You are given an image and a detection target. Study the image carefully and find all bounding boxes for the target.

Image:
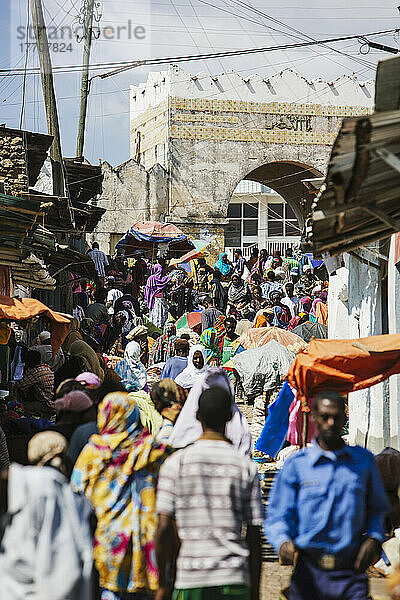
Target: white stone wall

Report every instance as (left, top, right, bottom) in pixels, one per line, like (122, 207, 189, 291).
(328, 250, 395, 452)
(388, 235, 400, 449)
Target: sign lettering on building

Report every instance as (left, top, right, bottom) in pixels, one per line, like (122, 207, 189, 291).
(265, 114, 312, 132)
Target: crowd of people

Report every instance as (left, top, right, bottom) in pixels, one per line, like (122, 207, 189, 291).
(1, 242, 395, 600)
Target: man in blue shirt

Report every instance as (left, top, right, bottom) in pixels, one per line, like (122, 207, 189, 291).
(160, 339, 189, 380)
(264, 390, 389, 600)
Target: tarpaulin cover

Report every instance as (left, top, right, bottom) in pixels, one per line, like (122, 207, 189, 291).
(287, 333, 400, 411)
(0, 296, 70, 354)
(292, 322, 328, 343)
(255, 380, 295, 458)
(235, 326, 306, 352)
(232, 340, 295, 397)
(116, 221, 194, 255)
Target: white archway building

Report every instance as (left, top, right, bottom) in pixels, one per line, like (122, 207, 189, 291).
(130, 65, 374, 256)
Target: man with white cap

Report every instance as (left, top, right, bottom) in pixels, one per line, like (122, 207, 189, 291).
(126, 325, 149, 366)
(30, 330, 65, 373)
(105, 276, 123, 315)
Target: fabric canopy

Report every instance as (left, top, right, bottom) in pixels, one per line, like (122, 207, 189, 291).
(169, 240, 209, 267)
(286, 333, 400, 411)
(0, 296, 70, 354)
(116, 221, 194, 256)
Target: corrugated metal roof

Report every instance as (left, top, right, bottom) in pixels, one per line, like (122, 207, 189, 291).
(307, 110, 400, 257)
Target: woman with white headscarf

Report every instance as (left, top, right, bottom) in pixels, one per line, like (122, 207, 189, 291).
(115, 340, 148, 392)
(170, 367, 252, 455)
(174, 344, 208, 390)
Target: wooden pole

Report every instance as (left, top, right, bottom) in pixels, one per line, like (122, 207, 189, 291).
(302, 411, 309, 447)
(30, 0, 65, 197)
(76, 0, 95, 159)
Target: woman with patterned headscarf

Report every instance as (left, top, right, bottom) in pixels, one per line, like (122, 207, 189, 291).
(287, 311, 309, 331)
(254, 306, 274, 328)
(199, 327, 222, 366)
(310, 290, 328, 324)
(269, 290, 291, 329)
(71, 392, 170, 600)
(144, 264, 171, 328)
(148, 322, 177, 366)
(298, 295, 312, 315)
(115, 341, 148, 392)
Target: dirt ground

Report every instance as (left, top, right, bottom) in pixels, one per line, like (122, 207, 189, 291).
(236, 401, 391, 600)
(259, 563, 390, 599)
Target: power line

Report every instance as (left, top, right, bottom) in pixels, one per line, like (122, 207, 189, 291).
(226, 0, 378, 69)
(0, 27, 397, 77)
(95, 28, 397, 80)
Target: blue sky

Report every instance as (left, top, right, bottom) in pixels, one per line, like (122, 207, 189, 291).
(0, 0, 399, 166)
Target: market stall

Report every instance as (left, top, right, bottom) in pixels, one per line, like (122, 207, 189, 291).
(116, 221, 194, 258)
(0, 296, 70, 356)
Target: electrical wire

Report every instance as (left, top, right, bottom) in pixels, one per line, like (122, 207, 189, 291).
(0, 27, 396, 77)
(225, 0, 377, 69)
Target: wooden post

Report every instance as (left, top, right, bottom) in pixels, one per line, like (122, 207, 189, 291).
(30, 0, 65, 197)
(302, 411, 309, 447)
(76, 0, 95, 159)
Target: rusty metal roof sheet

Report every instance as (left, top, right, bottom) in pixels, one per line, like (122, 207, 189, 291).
(307, 109, 400, 257)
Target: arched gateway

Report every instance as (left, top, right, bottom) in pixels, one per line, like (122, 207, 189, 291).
(129, 66, 374, 256)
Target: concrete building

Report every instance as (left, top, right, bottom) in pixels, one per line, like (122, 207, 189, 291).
(92, 66, 374, 256)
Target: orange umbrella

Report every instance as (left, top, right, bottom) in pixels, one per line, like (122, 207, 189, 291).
(236, 326, 307, 352)
(287, 333, 400, 412)
(0, 296, 70, 354)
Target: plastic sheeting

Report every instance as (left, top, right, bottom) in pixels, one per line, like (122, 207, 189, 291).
(235, 326, 306, 353)
(232, 340, 295, 398)
(255, 381, 294, 458)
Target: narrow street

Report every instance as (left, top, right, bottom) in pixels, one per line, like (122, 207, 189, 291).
(1, 2, 400, 599)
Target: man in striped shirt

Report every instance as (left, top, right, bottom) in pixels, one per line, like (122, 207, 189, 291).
(155, 386, 263, 600)
(88, 242, 109, 279)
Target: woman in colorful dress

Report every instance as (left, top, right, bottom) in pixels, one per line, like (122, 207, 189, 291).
(71, 391, 170, 600)
(213, 252, 233, 281)
(144, 264, 171, 328)
(199, 327, 222, 366)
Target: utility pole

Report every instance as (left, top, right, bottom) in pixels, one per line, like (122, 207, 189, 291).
(76, 0, 95, 159)
(30, 0, 65, 197)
